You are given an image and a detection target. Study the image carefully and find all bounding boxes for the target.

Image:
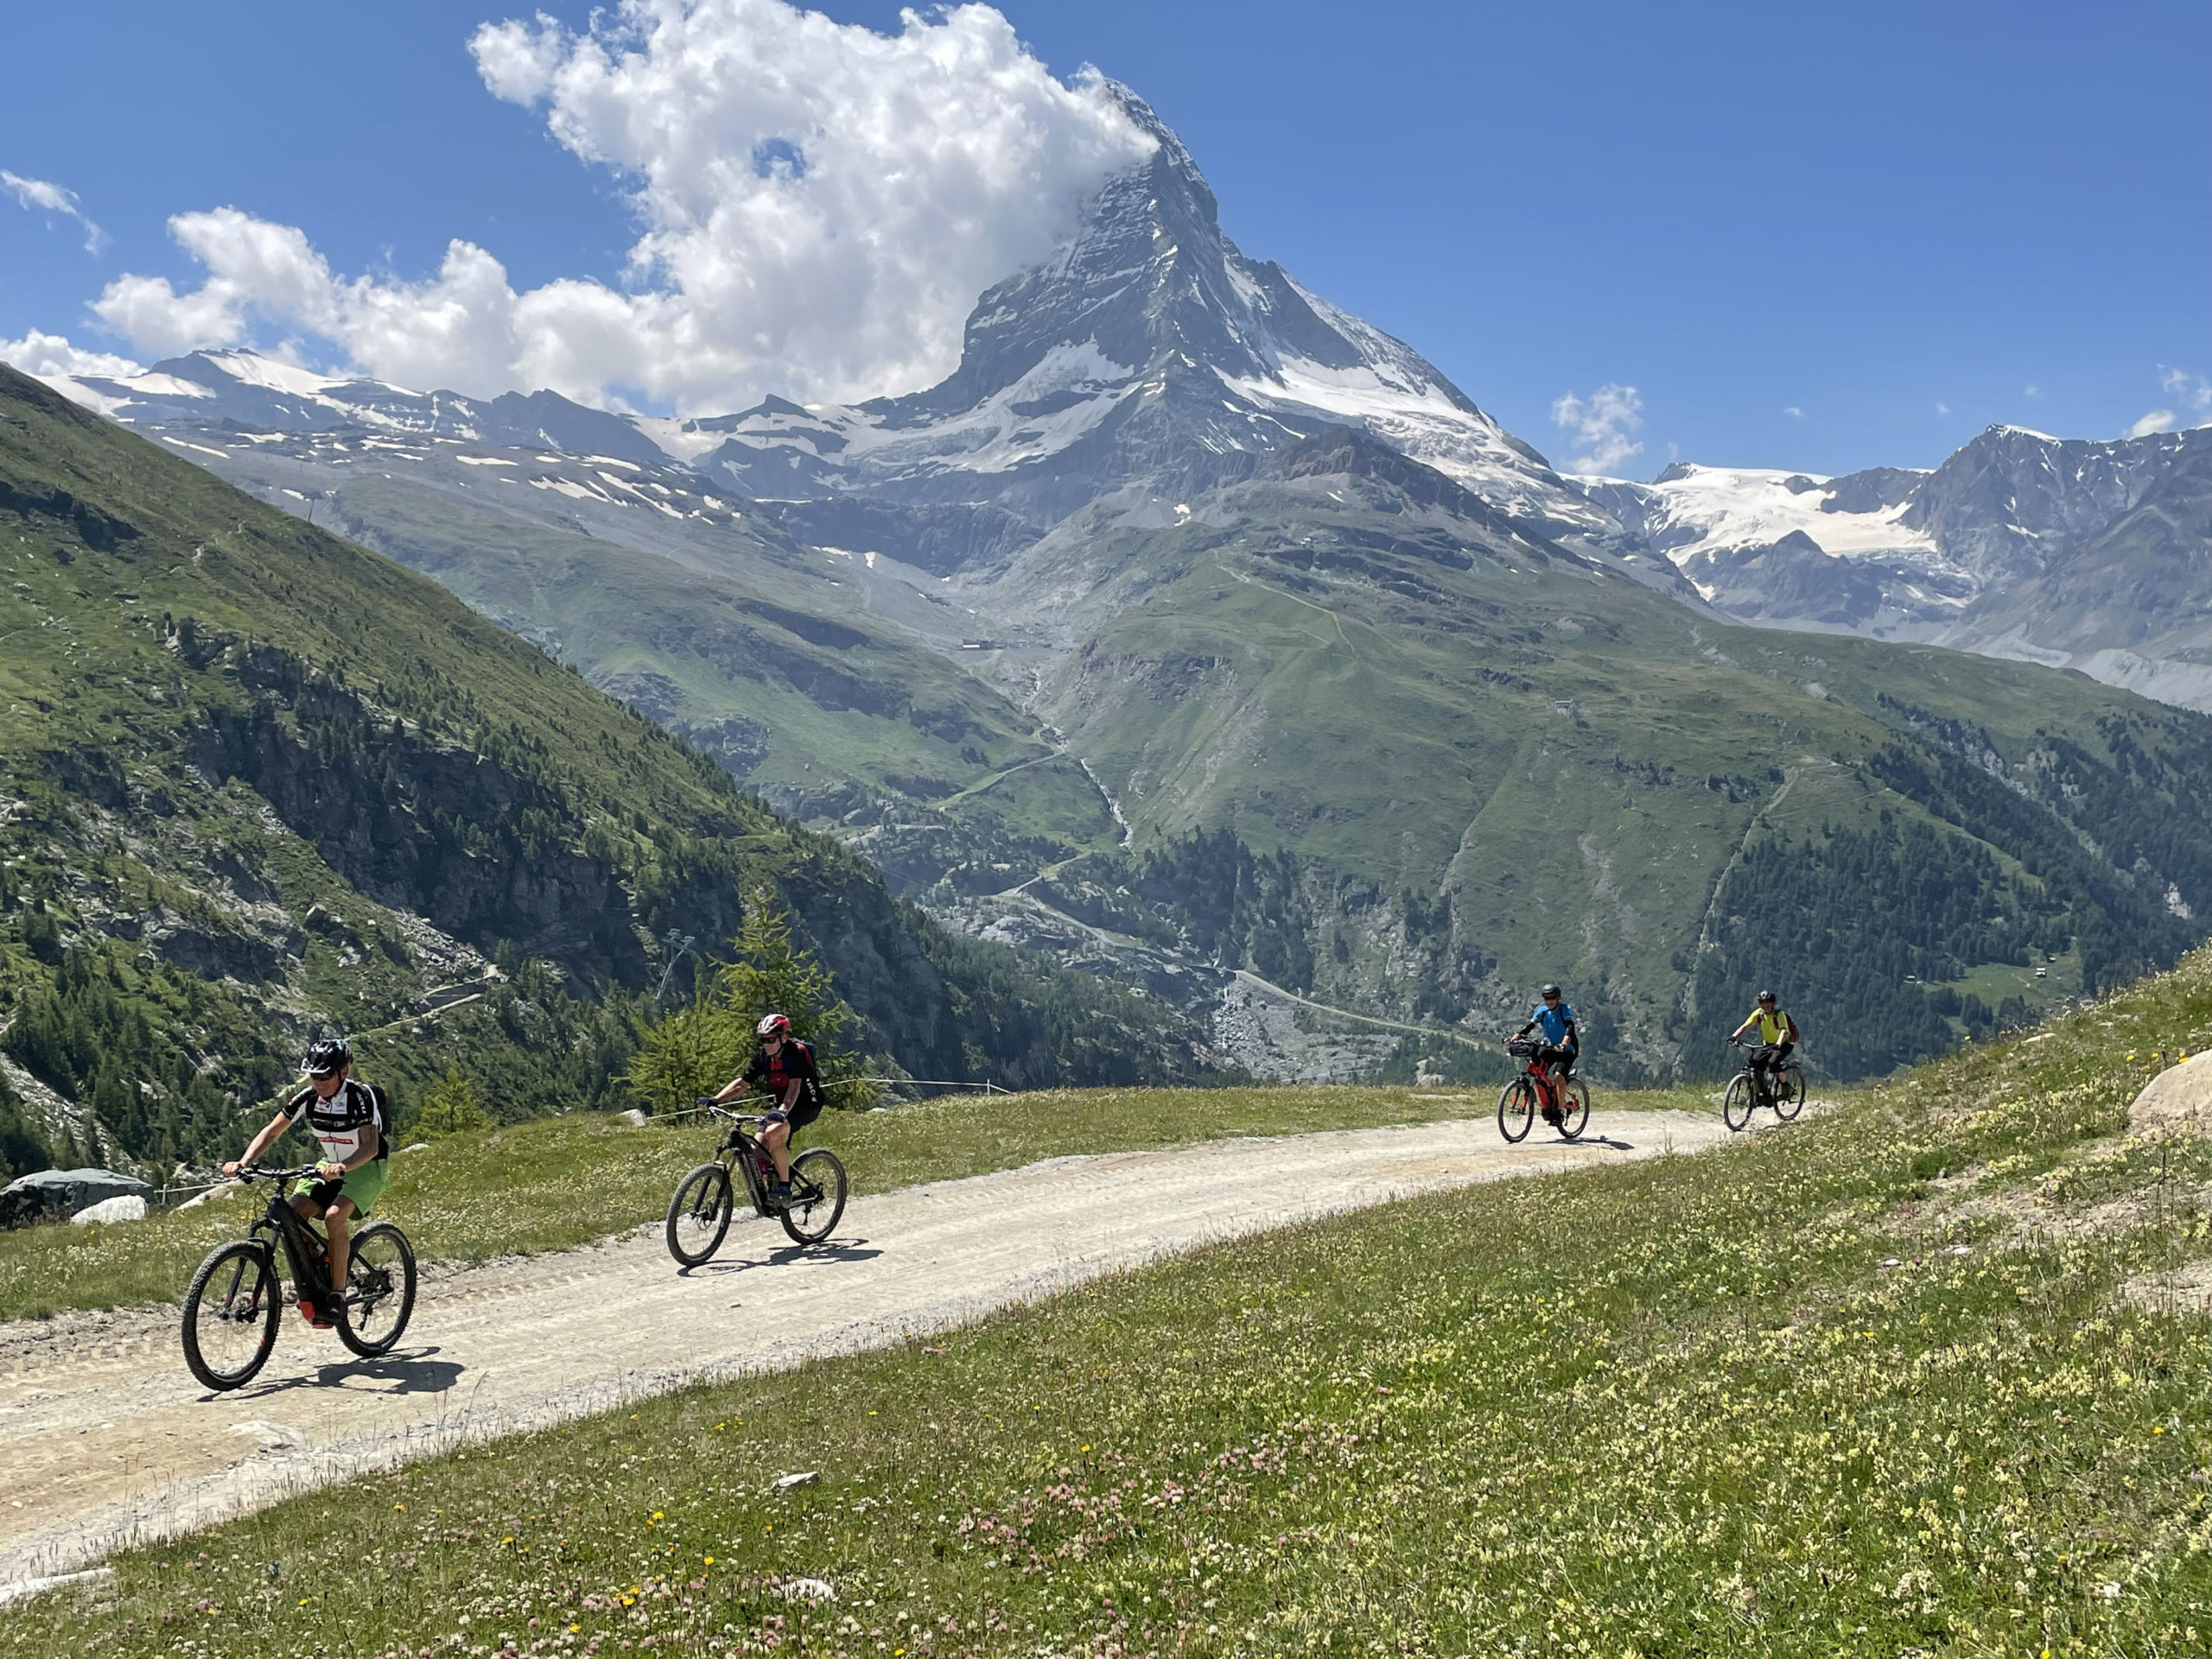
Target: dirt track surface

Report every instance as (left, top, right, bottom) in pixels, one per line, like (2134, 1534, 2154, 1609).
(0, 1109, 1727, 1592)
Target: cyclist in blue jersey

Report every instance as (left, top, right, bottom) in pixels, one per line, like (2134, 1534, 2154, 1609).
(1512, 984, 1580, 1128)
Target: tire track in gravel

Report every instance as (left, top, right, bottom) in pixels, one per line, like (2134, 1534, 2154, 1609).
(0, 1109, 1730, 1594)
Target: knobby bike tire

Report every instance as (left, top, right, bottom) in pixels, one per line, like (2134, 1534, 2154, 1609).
(779, 1148, 849, 1246)
(1558, 1078, 1592, 1141)
(1774, 1064, 1805, 1122)
(337, 1222, 417, 1357)
(181, 1239, 281, 1392)
(1497, 1078, 1535, 1144)
(666, 1163, 734, 1267)
(1722, 1074, 1754, 1134)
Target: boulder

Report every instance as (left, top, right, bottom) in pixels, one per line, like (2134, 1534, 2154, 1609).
(71, 1194, 148, 1226)
(2128, 1052, 2212, 1137)
(0, 1168, 153, 1228)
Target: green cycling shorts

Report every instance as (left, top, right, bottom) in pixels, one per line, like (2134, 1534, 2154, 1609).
(292, 1160, 390, 1220)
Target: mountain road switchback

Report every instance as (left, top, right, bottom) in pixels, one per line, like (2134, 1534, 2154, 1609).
(0, 1109, 1734, 1598)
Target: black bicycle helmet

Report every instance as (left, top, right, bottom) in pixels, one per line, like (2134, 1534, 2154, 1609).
(304, 1037, 353, 1077)
(1540, 982, 1562, 998)
(1756, 989, 1777, 1005)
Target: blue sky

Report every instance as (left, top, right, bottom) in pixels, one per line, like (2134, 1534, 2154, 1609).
(3, 0, 2204, 476)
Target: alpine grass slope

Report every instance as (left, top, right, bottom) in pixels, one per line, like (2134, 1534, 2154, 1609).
(0, 365, 1215, 1185)
(27, 945, 2212, 1656)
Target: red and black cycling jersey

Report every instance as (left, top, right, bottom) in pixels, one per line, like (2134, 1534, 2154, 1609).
(743, 1038, 823, 1111)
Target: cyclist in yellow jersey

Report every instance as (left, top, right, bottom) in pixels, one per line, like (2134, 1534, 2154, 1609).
(1729, 990, 1800, 1101)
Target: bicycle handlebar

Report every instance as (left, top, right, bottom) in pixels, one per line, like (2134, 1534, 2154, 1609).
(233, 1162, 321, 1181)
(695, 1101, 771, 1128)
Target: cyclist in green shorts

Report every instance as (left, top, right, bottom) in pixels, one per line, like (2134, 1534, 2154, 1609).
(224, 1038, 390, 1329)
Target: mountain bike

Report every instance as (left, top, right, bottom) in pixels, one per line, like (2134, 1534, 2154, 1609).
(665, 1104, 849, 1267)
(1723, 1037, 1805, 1132)
(1497, 1038, 1590, 1143)
(180, 1165, 417, 1391)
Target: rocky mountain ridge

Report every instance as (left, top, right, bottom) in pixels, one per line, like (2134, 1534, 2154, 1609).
(1580, 423, 2212, 709)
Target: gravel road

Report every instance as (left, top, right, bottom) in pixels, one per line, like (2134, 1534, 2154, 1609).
(0, 1108, 1727, 1595)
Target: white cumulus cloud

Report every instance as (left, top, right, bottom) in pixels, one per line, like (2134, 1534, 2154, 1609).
(2159, 365, 2212, 414)
(0, 328, 142, 379)
(71, 0, 1154, 412)
(1552, 383, 1644, 477)
(2126, 365, 2212, 439)
(3, 170, 105, 253)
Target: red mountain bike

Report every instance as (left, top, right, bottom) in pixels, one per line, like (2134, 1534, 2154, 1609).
(1497, 1037, 1590, 1143)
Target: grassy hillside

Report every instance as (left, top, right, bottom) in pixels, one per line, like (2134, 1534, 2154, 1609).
(996, 432, 2212, 1078)
(0, 366, 1212, 1179)
(31, 946, 2212, 1654)
(126, 405, 2212, 1086)
(172, 423, 1122, 888)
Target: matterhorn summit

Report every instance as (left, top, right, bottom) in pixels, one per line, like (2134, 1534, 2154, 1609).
(664, 86, 1611, 547)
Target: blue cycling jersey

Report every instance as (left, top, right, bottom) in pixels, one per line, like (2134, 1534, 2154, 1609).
(1530, 1003, 1576, 1046)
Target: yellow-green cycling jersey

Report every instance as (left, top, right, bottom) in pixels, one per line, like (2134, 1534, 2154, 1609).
(1746, 1007, 1796, 1046)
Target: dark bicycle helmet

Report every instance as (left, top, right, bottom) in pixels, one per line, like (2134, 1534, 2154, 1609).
(1539, 982, 1562, 998)
(756, 1013, 792, 1040)
(1756, 989, 1777, 1005)
(304, 1037, 353, 1077)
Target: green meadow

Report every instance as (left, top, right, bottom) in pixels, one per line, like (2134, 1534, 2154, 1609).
(20, 948, 2212, 1653)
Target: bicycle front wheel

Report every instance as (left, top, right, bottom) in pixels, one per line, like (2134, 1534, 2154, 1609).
(338, 1223, 417, 1357)
(666, 1163, 733, 1267)
(780, 1148, 849, 1246)
(1722, 1075, 1754, 1134)
(1497, 1078, 1535, 1143)
(1774, 1063, 1805, 1122)
(182, 1240, 281, 1392)
(1558, 1078, 1591, 1141)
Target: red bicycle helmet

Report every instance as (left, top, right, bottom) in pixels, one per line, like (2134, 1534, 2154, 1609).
(756, 1013, 791, 1040)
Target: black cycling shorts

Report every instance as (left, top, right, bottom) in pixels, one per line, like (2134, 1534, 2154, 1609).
(1752, 1041, 1793, 1068)
(761, 1093, 823, 1133)
(1537, 1044, 1576, 1077)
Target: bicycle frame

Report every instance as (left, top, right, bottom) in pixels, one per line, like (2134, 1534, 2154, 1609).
(240, 1167, 328, 1303)
(1731, 1045, 1782, 1106)
(1514, 1050, 1568, 1109)
(706, 1111, 782, 1217)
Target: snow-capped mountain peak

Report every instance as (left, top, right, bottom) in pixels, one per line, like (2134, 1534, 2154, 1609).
(676, 82, 1606, 542)
(40, 348, 666, 464)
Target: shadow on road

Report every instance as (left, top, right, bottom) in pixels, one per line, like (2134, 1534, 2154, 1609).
(686, 1238, 883, 1278)
(215, 1346, 464, 1403)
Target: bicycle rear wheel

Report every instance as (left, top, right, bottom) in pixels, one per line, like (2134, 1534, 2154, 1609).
(1774, 1063, 1804, 1122)
(779, 1148, 849, 1246)
(666, 1163, 733, 1267)
(338, 1223, 416, 1357)
(1558, 1078, 1591, 1141)
(182, 1240, 281, 1392)
(1497, 1078, 1535, 1143)
(1722, 1075, 1754, 1134)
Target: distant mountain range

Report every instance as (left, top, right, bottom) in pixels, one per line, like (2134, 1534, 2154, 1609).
(1579, 425, 2212, 710)
(35, 84, 2212, 1084)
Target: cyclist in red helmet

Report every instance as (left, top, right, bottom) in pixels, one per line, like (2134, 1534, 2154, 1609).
(705, 1013, 823, 1208)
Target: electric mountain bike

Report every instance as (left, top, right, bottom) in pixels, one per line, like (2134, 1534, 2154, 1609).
(180, 1164, 417, 1391)
(665, 1104, 849, 1267)
(1722, 1036, 1805, 1133)
(1497, 1037, 1590, 1143)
